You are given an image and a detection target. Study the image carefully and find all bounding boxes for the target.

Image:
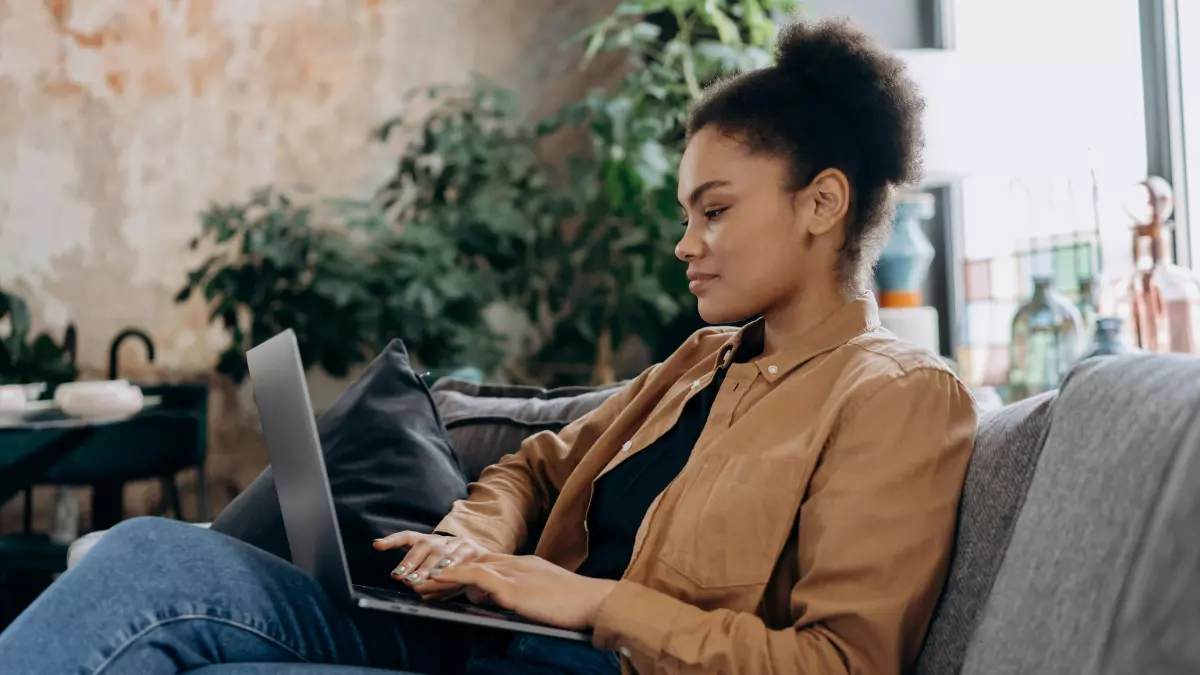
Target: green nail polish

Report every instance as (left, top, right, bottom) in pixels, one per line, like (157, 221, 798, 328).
(405, 573, 419, 581)
(413, 580, 426, 587)
(429, 568, 442, 577)
(437, 559, 452, 568)
(392, 565, 406, 575)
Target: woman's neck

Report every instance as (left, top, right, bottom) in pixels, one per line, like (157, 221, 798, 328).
(760, 283, 853, 358)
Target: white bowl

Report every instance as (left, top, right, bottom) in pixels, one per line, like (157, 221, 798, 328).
(53, 380, 128, 403)
(0, 385, 27, 411)
(55, 380, 143, 419)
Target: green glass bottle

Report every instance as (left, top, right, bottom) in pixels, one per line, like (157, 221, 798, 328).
(1008, 277, 1085, 401)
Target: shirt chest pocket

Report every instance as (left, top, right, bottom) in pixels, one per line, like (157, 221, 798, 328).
(657, 454, 806, 589)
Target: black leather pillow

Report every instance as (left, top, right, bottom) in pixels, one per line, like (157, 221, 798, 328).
(211, 340, 468, 588)
(429, 378, 625, 482)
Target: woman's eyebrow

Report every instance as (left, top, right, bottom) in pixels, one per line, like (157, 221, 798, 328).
(679, 179, 732, 209)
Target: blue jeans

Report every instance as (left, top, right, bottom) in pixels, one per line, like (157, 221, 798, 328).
(0, 517, 619, 675)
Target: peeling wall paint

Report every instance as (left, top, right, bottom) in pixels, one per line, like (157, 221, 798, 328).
(0, 0, 620, 532)
(1, 0, 618, 374)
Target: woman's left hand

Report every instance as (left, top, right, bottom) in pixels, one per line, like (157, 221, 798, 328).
(433, 553, 617, 630)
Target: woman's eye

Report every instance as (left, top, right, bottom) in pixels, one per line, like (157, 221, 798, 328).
(679, 207, 727, 225)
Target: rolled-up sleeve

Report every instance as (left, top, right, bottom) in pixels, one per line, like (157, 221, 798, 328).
(592, 367, 977, 674)
(436, 365, 660, 554)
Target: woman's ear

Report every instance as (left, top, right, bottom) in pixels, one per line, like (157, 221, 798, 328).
(802, 169, 851, 237)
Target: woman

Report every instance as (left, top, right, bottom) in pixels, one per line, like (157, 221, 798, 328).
(0, 17, 975, 675)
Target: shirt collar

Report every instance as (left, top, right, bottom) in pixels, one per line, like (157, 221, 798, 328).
(714, 294, 881, 383)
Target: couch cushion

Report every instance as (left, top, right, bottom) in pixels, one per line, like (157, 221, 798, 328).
(430, 378, 625, 482)
(211, 340, 468, 589)
(912, 390, 1056, 675)
(960, 354, 1200, 675)
(1102, 386, 1200, 674)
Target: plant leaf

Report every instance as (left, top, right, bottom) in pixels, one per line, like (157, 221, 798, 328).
(703, 0, 742, 45)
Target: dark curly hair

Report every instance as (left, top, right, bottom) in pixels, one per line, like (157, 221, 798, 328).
(687, 17, 925, 290)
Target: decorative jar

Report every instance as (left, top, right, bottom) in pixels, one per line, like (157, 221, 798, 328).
(1008, 277, 1085, 400)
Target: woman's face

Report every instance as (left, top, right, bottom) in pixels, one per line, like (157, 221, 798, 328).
(675, 126, 846, 325)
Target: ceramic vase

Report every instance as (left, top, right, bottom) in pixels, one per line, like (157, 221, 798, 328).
(876, 192, 936, 308)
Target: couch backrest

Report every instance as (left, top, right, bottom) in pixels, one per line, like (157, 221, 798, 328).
(430, 378, 623, 482)
(912, 391, 1056, 675)
(959, 354, 1200, 675)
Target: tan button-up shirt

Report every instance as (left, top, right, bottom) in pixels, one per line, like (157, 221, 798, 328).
(438, 296, 977, 674)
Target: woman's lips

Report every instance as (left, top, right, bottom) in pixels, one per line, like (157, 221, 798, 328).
(687, 272, 719, 293)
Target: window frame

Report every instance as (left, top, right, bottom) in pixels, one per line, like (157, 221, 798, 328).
(1139, 0, 1192, 266)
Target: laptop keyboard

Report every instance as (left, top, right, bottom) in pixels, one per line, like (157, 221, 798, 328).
(354, 584, 422, 604)
(355, 584, 523, 620)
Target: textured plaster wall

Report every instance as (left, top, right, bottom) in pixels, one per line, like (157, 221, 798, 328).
(0, 0, 619, 531)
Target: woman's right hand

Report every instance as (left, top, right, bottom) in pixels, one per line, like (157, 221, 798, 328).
(373, 531, 492, 602)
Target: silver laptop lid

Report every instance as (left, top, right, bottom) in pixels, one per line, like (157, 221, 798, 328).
(246, 330, 354, 603)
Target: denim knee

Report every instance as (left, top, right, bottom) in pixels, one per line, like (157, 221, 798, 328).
(99, 516, 196, 553)
(81, 516, 208, 578)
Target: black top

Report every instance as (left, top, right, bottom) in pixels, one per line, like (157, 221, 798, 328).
(575, 367, 728, 580)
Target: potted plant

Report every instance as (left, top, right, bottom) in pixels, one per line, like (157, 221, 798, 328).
(175, 187, 504, 383)
(539, 0, 799, 381)
(0, 289, 77, 390)
(369, 1, 797, 386)
(179, 1, 800, 387)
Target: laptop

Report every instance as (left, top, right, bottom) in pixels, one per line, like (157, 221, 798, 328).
(246, 329, 591, 642)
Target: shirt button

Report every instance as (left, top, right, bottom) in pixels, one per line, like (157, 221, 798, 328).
(767, 365, 779, 374)
(621, 441, 632, 452)
(619, 647, 632, 658)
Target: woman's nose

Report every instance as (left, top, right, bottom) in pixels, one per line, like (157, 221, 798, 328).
(675, 224, 703, 262)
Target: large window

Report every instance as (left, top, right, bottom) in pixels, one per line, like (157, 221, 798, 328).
(918, 0, 1150, 387)
(1180, 0, 1200, 264)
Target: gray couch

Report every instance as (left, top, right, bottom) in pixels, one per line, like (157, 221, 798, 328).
(68, 354, 1200, 674)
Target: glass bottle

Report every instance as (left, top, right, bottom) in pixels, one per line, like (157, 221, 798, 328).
(1081, 316, 1136, 360)
(1099, 177, 1200, 354)
(1077, 277, 1099, 339)
(1008, 277, 1086, 401)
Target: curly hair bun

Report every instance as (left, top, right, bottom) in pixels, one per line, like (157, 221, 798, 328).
(773, 18, 924, 186)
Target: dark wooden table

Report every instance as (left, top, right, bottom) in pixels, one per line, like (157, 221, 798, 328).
(0, 399, 163, 530)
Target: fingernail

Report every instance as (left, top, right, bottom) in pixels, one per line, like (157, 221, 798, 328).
(392, 565, 406, 576)
(429, 568, 442, 577)
(437, 559, 453, 568)
(405, 573, 419, 582)
(413, 580, 426, 587)
(374, 538, 386, 543)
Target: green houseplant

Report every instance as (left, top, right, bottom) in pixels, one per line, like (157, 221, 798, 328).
(175, 187, 505, 383)
(531, 0, 800, 383)
(371, 81, 577, 379)
(368, 0, 798, 386)
(0, 289, 77, 386)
